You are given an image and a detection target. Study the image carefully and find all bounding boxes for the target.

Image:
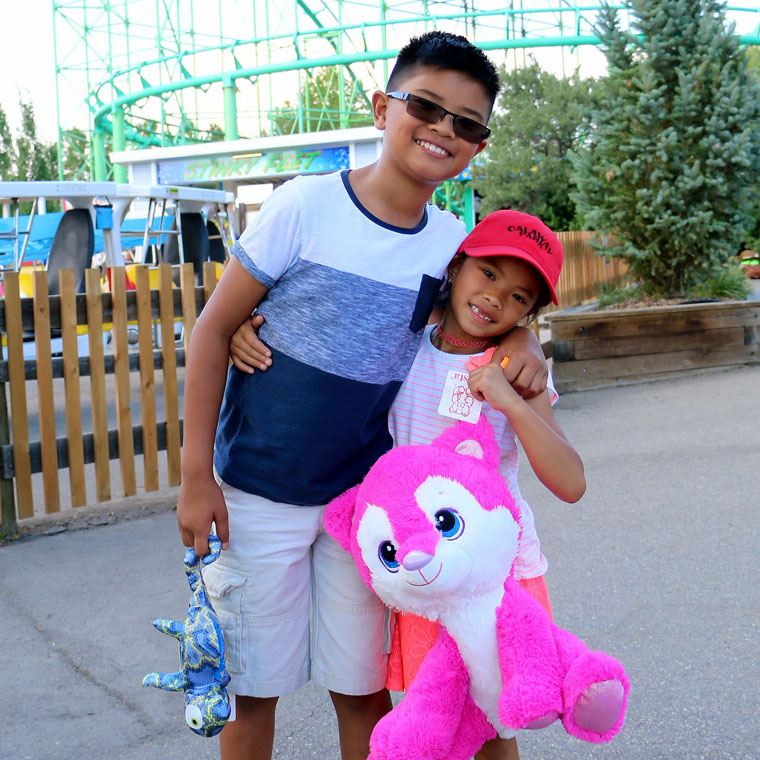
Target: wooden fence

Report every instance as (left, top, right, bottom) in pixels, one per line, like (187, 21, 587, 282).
(0, 262, 218, 536)
(0, 235, 626, 535)
(551, 231, 628, 313)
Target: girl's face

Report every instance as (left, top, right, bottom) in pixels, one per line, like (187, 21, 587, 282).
(443, 254, 542, 343)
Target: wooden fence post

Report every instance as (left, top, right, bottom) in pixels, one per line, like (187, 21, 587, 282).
(60, 269, 87, 507)
(86, 268, 111, 502)
(0, 381, 16, 537)
(3, 272, 34, 519)
(33, 269, 60, 513)
(159, 264, 181, 487)
(111, 266, 137, 497)
(135, 265, 159, 492)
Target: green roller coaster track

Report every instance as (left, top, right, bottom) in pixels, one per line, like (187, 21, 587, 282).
(52, 1, 760, 184)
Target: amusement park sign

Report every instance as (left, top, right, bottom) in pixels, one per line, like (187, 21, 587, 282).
(157, 145, 350, 184)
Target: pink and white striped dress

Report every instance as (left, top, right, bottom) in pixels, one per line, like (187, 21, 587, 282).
(388, 325, 559, 581)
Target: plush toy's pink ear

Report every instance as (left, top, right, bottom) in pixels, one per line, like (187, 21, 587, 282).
(431, 416, 500, 470)
(323, 484, 361, 552)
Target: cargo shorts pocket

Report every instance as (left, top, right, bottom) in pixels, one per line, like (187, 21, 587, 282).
(202, 563, 247, 673)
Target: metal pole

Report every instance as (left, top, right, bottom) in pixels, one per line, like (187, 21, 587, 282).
(464, 183, 475, 231)
(111, 109, 128, 183)
(223, 75, 239, 140)
(92, 132, 107, 182)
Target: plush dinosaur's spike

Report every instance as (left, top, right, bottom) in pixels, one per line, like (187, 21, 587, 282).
(152, 619, 184, 639)
(142, 670, 187, 691)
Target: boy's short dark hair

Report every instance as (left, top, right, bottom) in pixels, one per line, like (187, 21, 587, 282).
(387, 30, 500, 111)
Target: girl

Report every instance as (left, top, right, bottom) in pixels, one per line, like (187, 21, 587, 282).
(229, 209, 584, 759)
(384, 209, 585, 760)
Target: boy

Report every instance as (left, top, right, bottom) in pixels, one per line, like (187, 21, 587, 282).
(177, 31, 546, 760)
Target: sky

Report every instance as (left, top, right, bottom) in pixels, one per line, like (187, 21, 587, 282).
(0, 1, 57, 140)
(2, 1, 759, 145)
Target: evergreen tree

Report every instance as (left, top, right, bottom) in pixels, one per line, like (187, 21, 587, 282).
(60, 128, 90, 181)
(742, 46, 760, 249)
(271, 67, 373, 135)
(570, 0, 760, 296)
(472, 63, 596, 231)
(206, 122, 226, 141)
(0, 103, 15, 180)
(15, 100, 58, 182)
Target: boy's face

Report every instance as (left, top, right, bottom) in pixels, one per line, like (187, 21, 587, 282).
(445, 255, 541, 342)
(373, 67, 491, 186)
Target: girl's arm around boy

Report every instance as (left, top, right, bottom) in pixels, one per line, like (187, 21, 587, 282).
(177, 257, 270, 558)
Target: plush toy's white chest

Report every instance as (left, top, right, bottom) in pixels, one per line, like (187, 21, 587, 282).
(442, 586, 512, 737)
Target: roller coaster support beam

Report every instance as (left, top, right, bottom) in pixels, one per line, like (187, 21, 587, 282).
(112, 109, 128, 183)
(223, 75, 239, 141)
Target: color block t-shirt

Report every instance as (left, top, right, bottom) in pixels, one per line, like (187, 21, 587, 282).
(214, 171, 467, 505)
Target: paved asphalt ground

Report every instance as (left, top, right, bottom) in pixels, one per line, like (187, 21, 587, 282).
(1, 363, 758, 760)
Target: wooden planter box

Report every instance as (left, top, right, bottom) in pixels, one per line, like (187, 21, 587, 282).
(547, 299, 760, 393)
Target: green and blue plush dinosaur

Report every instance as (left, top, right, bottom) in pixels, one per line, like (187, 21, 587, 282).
(143, 534, 231, 737)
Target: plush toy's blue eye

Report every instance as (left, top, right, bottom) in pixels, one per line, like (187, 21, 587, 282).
(434, 509, 464, 540)
(378, 541, 399, 572)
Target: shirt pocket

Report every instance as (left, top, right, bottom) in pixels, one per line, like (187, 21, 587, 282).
(203, 563, 247, 673)
(408, 274, 445, 333)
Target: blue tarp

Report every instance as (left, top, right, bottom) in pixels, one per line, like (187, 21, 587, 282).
(0, 212, 176, 269)
(118, 215, 176, 249)
(0, 212, 64, 267)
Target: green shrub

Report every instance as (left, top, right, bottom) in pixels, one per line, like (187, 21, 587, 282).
(689, 265, 751, 301)
(571, 0, 760, 297)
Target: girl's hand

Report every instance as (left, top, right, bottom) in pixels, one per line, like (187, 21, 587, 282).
(491, 326, 548, 399)
(229, 313, 272, 373)
(468, 363, 521, 413)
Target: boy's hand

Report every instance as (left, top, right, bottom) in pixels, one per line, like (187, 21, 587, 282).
(490, 326, 548, 399)
(468, 363, 520, 413)
(177, 477, 230, 557)
(229, 314, 272, 373)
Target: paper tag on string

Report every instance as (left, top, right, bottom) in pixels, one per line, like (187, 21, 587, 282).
(437, 369, 482, 423)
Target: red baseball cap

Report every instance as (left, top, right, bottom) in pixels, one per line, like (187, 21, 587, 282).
(457, 209, 563, 304)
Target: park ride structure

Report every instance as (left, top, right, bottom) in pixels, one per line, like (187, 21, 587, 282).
(48, 1, 760, 227)
(50, 1, 760, 182)
(0, 181, 234, 358)
(0, 182, 234, 272)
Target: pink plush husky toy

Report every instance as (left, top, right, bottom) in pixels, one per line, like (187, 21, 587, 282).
(325, 417, 629, 760)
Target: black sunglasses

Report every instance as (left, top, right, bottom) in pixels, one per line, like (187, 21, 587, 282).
(386, 91, 491, 143)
